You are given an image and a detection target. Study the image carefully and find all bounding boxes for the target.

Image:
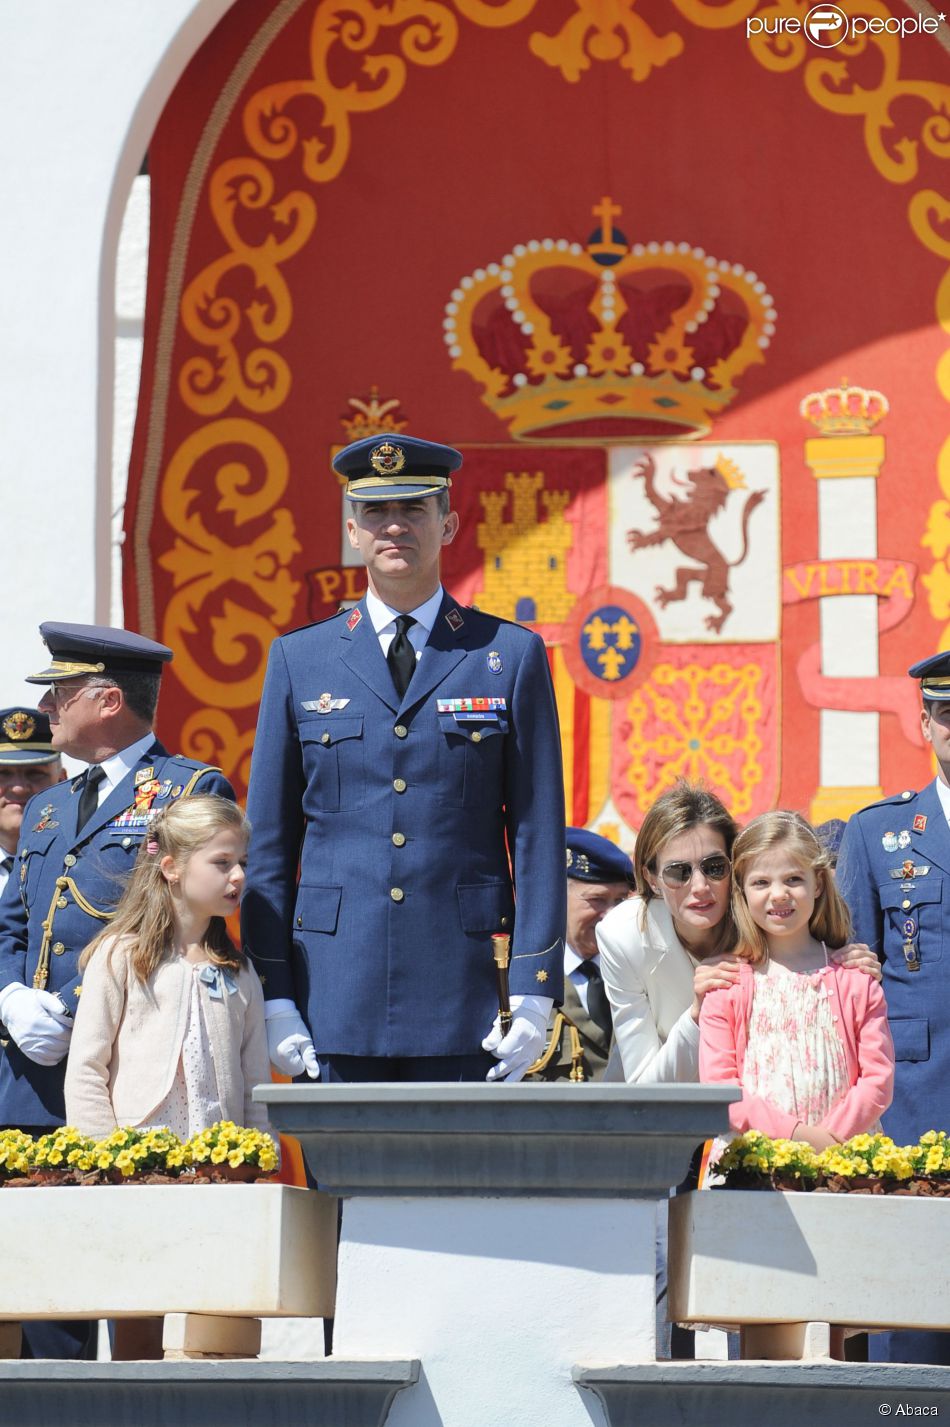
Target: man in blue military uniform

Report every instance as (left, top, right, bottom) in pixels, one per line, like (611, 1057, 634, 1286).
(242, 433, 566, 1083)
(838, 649, 950, 1365)
(529, 828, 632, 1082)
(0, 624, 234, 1358)
(0, 709, 64, 900)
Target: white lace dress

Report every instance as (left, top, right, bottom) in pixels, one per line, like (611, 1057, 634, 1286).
(145, 962, 225, 1138)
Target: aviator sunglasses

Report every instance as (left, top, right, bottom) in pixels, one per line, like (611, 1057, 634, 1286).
(657, 854, 731, 888)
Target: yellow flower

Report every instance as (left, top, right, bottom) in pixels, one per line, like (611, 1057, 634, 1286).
(227, 1149, 245, 1168)
(210, 1145, 228, 1165)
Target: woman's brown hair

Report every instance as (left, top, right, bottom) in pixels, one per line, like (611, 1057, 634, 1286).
(634, 781, 740, 957)
(79, 795, 249, 981)
(730, 810, 852, 964)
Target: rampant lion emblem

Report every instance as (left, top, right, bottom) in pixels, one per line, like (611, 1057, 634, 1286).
(626, 453, 767, 634)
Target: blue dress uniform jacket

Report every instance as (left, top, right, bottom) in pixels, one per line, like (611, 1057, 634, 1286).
(837, 780, 950, 1146)
(242, 592, 567, 1058)
(838, 778, 950, 1366)
(0, 742, 233, 1128)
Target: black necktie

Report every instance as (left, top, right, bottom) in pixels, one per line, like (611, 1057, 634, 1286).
(77, 764, 106, 829)
(579, 960, 613, 1039)
(0, 857, 12, 878)
(387, 615, 417, 699)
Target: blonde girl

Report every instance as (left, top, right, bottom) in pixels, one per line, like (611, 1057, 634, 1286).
(699, 811, 893, 1149)
(64, 796, 274, 1141)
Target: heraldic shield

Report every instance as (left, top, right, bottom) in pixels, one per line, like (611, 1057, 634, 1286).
(433, 440, 781, 841)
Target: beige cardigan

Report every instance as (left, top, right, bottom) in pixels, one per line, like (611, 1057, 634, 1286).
(64, 938, 274, 1140)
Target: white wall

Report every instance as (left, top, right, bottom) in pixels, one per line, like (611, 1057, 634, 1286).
(0, 0, 236, 708)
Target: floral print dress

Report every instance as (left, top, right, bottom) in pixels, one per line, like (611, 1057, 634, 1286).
(742, 948, 849, 1125)
(706, 946, 850, 1182)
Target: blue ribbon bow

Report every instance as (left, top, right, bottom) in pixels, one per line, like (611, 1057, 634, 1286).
(197, 964, 238, 1001)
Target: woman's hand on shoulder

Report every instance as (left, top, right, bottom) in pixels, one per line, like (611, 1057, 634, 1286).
(691, 954, 742, 1021)
(830, 942, 882, 983)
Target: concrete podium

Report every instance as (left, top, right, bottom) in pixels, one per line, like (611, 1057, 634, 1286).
(258, 1082, 736, 1427)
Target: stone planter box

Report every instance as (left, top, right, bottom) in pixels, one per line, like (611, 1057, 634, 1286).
(0, 1184, 337, 1320)
(669, 1188, 950, 1329)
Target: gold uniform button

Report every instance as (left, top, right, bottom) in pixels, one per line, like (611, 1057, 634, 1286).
(391, 887, 405, 902)
(296, 916, 303, 927)
(52, 942, 65, 956)
(902, 899, 912, 909)
(57, 896, 68, 909)
(392, 833, 406, 847)
(394, 725, 408, 739)
(321, 732, 330, 745)
(393, 778, 407, 793)
(63, 854, 76, 868)
(500, 916, 509, 927)
(470, 730, 482, 743)
(122, 838, 132, 848)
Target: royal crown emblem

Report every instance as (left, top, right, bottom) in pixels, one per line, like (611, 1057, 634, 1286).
(3, 711, 35, 741)
(370, 441, 407, 475)
(799, 380, 889, 435)
(341, 387, 409, 441)
(444, 197, 775, 441)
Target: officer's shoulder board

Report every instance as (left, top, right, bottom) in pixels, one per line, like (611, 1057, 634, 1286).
(161, 754, 225, 797)
(853, 788, 920, 818)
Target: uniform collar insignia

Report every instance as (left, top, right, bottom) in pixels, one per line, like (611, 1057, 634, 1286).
(134, 766, 155, 787)
(346, 607, 363, 632)
(445, 608, 464, 632)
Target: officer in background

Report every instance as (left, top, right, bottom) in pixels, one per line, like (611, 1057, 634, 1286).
(243, 433, 566, 1083)
(529, 828, 632, 1082)
(0, 710, 64, 898)
(0, 624, 234, 1360)
(838, 650, 950, 1366)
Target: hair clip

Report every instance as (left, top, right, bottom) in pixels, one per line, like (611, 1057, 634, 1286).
(146, 839, 160, 855)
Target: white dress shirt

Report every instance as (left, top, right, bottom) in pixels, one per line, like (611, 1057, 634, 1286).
(88, 733, 157, 808)
(564, 944, 600, 1015)
(365, 586, 444, 663)
(936, 775, 950, 827)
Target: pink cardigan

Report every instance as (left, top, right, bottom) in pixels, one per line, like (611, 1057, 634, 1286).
(699, 961, 894, 1141)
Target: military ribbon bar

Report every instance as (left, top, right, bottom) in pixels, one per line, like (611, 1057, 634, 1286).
(436, 697, 507, 713)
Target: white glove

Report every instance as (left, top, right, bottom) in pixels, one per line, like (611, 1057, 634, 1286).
(482, 994, 553, 1083)
(264, 999, 320, 1080)
(0, 983, 73, 1067)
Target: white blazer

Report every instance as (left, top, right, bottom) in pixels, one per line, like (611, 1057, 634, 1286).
(596, 897, 700, 1084)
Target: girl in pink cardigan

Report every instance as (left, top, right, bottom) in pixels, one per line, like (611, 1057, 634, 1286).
(65, 796, 274, 1144)
(699, 811, 893, 1149)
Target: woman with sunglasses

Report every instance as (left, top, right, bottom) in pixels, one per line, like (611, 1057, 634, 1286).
(598, 783, 740, 1084)
(598, 782, 881, 1085)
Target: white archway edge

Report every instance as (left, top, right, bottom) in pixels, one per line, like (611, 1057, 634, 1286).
(0, 0, 236, 707)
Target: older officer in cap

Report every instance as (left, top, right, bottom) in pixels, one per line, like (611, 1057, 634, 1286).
(529, 828, 632, 1082)
(838, 649, 950, 1365)
(0, 710, 64, 899)
(0, 626, 234, 1357)
(0, 624, 234, 1103)
(243, 433, 566, 1083)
